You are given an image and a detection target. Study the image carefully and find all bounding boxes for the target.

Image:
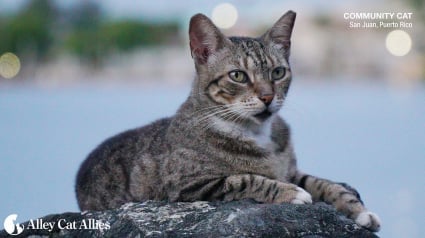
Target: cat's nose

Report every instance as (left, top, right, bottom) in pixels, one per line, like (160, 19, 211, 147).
(259, 94, 274, 106)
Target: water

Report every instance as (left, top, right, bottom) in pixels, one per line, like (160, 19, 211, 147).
(0, 81, 424, 237)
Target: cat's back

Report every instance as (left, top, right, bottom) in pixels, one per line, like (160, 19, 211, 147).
(81, 117, 172, 167)
(76, 117, 172, 210)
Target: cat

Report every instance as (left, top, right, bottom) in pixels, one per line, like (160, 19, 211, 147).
(76, 11, 381, 232)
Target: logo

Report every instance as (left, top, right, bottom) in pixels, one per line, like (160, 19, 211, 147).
(3, 214, 24, 236)
(3, 213, 111, 235)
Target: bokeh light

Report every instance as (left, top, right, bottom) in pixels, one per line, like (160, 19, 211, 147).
(211, 3, 238, 29)
(385, 30, 412, 57)
(0, 52, 21, 79)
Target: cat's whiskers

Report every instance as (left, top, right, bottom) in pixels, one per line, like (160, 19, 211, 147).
(192, 102, 241, 116)
(195, 107, 234, 126)
(195, 102, 251, 132)
(194, 102, 243, 120)
(194, 107, 231, 121)
(213, 105, 256, 132)
(202, 107, 242, 130)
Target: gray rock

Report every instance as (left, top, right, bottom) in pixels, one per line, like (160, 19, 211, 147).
(1, 200, 378, 237)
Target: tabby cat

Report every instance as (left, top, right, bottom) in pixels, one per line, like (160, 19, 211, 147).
(76, 11, 381, 231)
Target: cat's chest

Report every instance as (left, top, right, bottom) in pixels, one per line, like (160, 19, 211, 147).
(212, 117, 277, 151)
(206, 117, 293, 181)
(243, 127, 277, 151)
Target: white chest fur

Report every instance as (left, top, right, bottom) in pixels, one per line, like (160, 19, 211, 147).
(211, 116, 276, 150)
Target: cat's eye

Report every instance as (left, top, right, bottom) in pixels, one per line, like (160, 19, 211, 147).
(228, 70, 248, 83)
(271, 67, 286, 81)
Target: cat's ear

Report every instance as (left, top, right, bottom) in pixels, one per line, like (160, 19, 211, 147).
(262, 11, 296, 55)
(189, 13, 229, 64)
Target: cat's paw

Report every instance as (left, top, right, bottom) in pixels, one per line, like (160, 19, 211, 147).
(355, 211, 381, 232)
(291, 187, 313, 204)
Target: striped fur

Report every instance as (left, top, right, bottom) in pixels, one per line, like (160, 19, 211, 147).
(76, 11, 380, 232)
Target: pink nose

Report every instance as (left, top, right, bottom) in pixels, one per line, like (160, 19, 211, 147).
(259, 94, 274, 106)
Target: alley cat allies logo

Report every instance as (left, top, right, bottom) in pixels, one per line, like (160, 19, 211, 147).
(3, 214, 24, 235)
(3, 213, 110, 235)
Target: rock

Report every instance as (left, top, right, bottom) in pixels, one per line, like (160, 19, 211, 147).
(1, 200, 378, 237)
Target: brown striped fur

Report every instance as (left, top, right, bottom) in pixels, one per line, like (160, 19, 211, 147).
(76, 11, 380, 232)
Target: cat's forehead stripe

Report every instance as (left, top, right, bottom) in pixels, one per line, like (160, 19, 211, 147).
(230, 37, 275, 72)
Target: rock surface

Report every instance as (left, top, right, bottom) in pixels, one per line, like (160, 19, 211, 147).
(1, 200, 378, 237)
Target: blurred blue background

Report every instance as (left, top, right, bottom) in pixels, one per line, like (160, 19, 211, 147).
(1, 0, 424, 237)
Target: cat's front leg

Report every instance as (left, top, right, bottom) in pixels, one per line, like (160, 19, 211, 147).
(293, 172, 381, 232)
(223, 174, 312, 204)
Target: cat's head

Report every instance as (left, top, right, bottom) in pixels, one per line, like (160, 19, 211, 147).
(189, 11, 296, 126)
